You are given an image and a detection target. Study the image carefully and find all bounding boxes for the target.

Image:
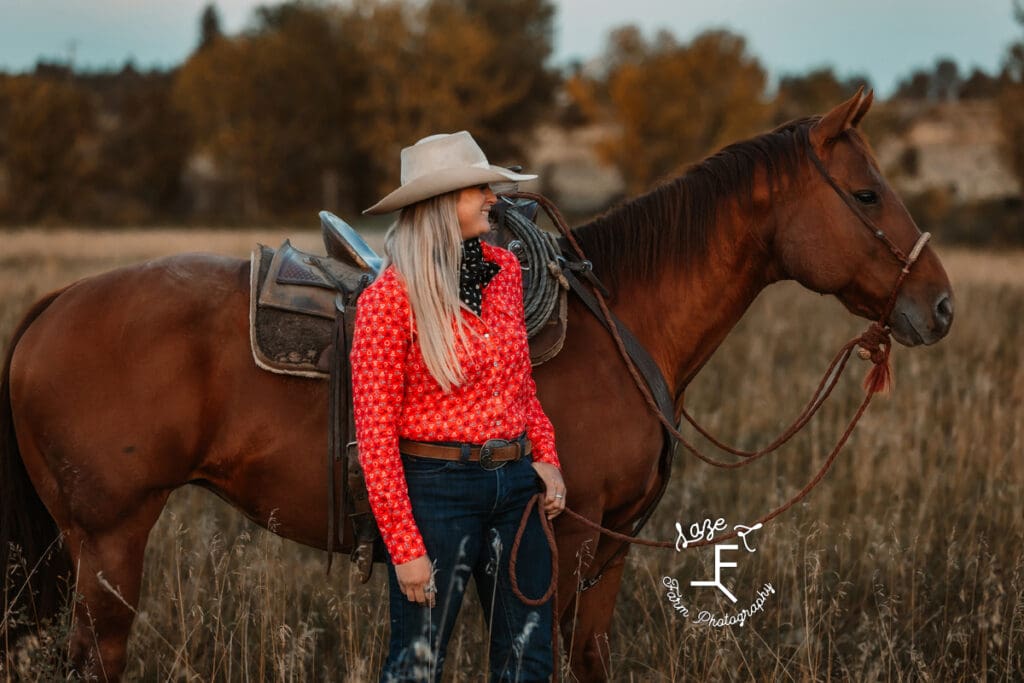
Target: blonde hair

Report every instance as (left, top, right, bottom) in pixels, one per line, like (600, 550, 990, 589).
(383, 191, 473, 393)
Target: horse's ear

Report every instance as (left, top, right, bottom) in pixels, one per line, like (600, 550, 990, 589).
(810, 86, 866, 150)
(851, 89, 874, 127)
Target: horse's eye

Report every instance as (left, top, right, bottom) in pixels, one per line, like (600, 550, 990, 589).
(853, 190, 879, 205)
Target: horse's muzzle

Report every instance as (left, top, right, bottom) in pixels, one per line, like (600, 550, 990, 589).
(890, 290, 954, 346)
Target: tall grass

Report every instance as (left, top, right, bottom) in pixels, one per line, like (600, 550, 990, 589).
(2, 230, 1022, 680)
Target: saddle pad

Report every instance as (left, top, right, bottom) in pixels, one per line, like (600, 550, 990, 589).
(250, 244, 337, 378)
(250, 240, 568, 378)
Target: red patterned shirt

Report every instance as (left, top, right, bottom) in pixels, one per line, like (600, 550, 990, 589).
(350, 241, 560, 564)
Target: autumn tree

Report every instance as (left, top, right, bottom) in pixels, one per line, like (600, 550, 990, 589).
(933, 59, 961, 101)
(0, 73, 97, 223)
(94, 68, 192, 222)
(175, 3, 359, 218)
(997, 1, 1024, 203)
(893, 58, 962, 102)
(570, 27, 770, 194)
(773, 68, 870, 124)
(0, 75, 10, 212)
(198, 3, 223, 51)
(343, 0, 557, 199)
(174, 0, 558, 217)
(893, 69, 931, 100)
(958, 68, 1002, 99)
(429, 0, 558, 159)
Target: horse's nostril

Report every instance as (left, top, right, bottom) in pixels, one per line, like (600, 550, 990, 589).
(935, 294, 954, 329)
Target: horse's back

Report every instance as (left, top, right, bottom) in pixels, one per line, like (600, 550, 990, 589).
(12, 252, 250, 405)
(14, 252, 248, 359)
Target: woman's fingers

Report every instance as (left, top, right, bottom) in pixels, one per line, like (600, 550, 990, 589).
(396, 555, 435, 606)
(532, 461, 566, 519)
(545, 493, 565, 519)
(401, 579, 436, 607)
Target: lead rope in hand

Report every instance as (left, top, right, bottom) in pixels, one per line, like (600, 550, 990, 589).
(509, 493, 560, 681)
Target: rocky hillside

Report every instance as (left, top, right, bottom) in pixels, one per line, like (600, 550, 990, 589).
(875, 100, 1018, 201)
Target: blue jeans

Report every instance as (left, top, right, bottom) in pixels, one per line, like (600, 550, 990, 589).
(380, 452, 553, 683)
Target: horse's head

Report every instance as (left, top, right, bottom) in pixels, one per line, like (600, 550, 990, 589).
(773, 89, 953, 346)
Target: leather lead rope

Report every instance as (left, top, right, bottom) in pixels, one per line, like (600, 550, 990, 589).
(508, 494, 560, 681)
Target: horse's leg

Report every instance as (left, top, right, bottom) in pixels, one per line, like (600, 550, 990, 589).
(13, 408, 173, 680)
(15, 418, 169, 679)
(552, 492, 623, 682)
(561, 550, 628, 682)
(62, 494, 169, 680)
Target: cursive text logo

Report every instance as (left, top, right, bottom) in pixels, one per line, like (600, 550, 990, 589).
(662, 516, 774, 626)
(662, 576, 689, 617)
(674, 518, 763, 552)
(694, 583, 775, 628)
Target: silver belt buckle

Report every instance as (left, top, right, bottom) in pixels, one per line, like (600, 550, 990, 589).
(480, 438, 511, 470)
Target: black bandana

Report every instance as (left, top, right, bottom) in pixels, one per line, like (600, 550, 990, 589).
(459, 237, 500, 316)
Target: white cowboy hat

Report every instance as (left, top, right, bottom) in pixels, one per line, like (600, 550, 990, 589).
(363, 131, 537, 214)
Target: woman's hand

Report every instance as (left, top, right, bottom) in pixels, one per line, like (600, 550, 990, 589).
(395, 554, 435, 607)
(532, 461, 566, 519)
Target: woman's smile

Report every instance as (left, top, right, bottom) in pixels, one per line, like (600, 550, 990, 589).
(457, 184, 498, 239)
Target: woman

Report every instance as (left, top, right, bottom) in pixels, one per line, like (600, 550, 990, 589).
(350, 131, 566, 682)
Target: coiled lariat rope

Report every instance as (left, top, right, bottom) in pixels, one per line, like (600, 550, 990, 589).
(499, 205, 565, 337)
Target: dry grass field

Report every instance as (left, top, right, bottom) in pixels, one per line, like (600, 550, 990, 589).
(2, 228, 1023, 681)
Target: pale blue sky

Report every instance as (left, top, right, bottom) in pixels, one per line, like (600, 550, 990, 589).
(0, 0, 1019, 95)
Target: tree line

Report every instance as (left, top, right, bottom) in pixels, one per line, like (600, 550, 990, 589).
(0, 0, 1021, 232)
(0, 0, 556, 224)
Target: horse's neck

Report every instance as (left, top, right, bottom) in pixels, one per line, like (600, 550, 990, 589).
(614, 203, 777, 408)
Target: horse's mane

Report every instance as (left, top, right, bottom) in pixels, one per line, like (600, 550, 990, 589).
(573, 117, 818, 294)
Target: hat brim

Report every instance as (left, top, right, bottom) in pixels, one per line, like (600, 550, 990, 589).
(363, 165, 537, 215)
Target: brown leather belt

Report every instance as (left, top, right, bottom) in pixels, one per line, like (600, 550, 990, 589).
(399, 436, 531, 470)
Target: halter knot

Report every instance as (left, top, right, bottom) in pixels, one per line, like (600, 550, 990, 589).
(857, 322, 893, 395)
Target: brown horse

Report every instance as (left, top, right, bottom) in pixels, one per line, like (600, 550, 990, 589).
(1, 91, 952, 680)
